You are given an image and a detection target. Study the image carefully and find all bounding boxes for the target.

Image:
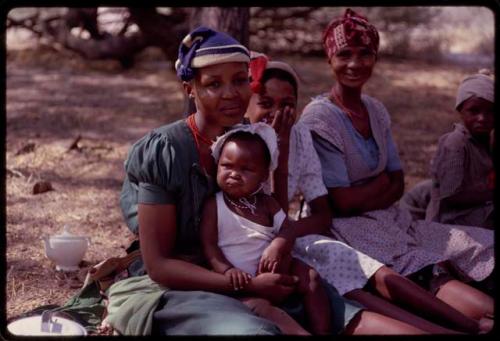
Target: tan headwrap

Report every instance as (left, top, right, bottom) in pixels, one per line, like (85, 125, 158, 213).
(455, 73, 494, 110)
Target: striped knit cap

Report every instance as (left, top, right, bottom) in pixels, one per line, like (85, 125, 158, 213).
(175, 26, 250, 82)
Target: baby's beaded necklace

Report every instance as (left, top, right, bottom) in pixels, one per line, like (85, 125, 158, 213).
(224, 193, 258, 215)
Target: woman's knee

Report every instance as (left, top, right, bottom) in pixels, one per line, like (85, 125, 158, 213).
(436, 279, 494, 319)
(158, 291, 281, 335)
(344, 310, 426, 335)
(242, 297, 273, 316)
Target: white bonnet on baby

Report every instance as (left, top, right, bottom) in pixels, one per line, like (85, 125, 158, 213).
(211, 122, 280, 172)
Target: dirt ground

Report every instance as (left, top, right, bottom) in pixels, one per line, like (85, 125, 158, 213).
(5, 45, 478, 324)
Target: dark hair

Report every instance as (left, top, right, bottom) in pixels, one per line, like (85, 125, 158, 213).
(222, 131, 271, 169)
(261, 68, 298, 98)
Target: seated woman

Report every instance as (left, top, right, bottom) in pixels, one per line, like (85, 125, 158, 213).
(113, 26, 429, 336)
(245, 52, 490, 334)
(403, 72, 494, 229)
(106, 26, 286, 336)
(298, 8, 494, 332)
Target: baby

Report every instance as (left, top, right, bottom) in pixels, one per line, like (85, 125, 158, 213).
(200, 123, 331, 335)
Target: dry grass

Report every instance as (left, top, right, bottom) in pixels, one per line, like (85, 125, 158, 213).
(5, 46, 477, 323)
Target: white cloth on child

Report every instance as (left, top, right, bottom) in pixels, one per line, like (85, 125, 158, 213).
(216, 191, 286, 276)
(455, 73, 494, 109)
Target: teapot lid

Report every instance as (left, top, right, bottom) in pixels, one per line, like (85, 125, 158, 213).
(51, 225, 88, 241)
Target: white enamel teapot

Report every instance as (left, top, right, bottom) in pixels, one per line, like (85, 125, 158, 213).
(43, 225, 90, 271)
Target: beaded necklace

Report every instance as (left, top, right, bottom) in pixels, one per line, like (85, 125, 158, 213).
(330, 87, 372, 138)
(330, 87, 367, 120)
(186, 114, 215, 175)
(224, 193, 258, 215)
(187, 114, 213, 147)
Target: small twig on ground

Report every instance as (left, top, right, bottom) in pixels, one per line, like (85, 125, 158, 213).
(67, 135, 82, 152)
(6, 168, 25, 178)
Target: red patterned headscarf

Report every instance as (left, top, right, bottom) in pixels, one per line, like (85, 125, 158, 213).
(323, 8, 379, 60)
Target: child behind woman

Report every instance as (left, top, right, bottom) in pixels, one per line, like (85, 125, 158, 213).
(426, 72, 494, 228)
(200, 123, 331, 335)
(401, 71, 494, 229)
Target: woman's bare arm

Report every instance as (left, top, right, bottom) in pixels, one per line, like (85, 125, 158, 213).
(289, 195, 332, 237)
(200, 197, 234, 274)
(328, 170, 404, 216)
(138, 203, 233, 293)
(139, 202, 298, 299)
(272, 108, 294, 211)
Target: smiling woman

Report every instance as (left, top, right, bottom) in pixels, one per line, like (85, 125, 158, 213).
(299, 8, 494, 333)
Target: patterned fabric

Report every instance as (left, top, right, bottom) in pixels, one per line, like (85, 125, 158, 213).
(175, 26, 250, 82)
(300, 96, 494, 282)
(300, 94, 391, 185)
(287, 122, 328, 202)
(287, 122, 385, 295)
(455, 73, 494, 109)
(293, 236, 384, 296)
(426, 123, 494, 228)
(312, 114, 402, 188)
(323, 8, 379, 60)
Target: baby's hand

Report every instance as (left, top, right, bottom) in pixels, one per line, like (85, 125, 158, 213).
(225, 267, 252, 291)
(258, 237, 292, 274)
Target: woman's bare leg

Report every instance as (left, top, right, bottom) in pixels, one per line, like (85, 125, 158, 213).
(240, 297, 310, 335)
(291, 258, 331, 334)
(435, 279, 494, 333)
(345, 289, 462, 334)
(343, 310, 427, 335)
(369, 266, 480, 333)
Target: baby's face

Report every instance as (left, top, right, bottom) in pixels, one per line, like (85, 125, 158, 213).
(459, 96, 494, 138)
(216, 139, 269, 199)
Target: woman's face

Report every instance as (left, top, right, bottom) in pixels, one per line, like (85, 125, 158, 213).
(459, 96, 494, 138)
(329, 45, 376, 89)
(246, 78, 297, 124)
(187, 62, 252, 127)
(216, 139, 269, 198)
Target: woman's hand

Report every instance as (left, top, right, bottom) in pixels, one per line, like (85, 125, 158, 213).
(271, 106, 295, 148)
(245, 272, 299, 304)
(225, 267, 252, 291)
(258, 236, 293, 274)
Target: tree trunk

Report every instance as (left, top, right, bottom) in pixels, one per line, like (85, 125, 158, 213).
(189, 7, 250, 47)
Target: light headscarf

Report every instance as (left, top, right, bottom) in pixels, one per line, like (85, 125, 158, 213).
(455, 73, 494, 110)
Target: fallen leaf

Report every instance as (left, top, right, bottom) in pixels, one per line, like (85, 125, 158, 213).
(33, 181, 53, 194)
